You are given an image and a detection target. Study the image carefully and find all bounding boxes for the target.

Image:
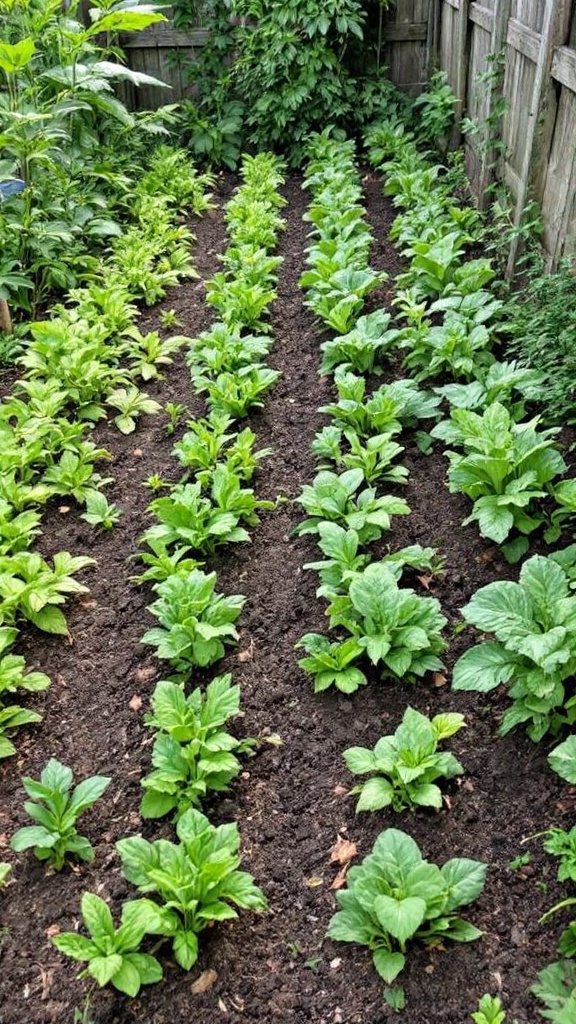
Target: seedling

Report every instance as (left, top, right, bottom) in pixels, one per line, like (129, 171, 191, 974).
(165, 402, 187, 435)
(53, 892, 163, 996)
(471, 993, 507, 1024)
(10, 758, 111, 869)
(81, 492, 122, 531)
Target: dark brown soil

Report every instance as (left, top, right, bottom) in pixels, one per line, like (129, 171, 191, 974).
(0, 173, 571, 1024)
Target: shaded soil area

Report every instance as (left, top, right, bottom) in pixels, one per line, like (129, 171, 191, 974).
(0, 173, 572, 1024)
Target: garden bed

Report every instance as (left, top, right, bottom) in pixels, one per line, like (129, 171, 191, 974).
(0, 172, 570, 1024)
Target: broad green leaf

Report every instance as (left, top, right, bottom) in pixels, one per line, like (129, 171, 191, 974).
(173, 929, 199, 970)
(431, 712, 466, 741)
(441, 858, 487, 911)
(374, 893, 427, 943)
(549, 736, 576, 784)
(0, 38, 35, 73)
(108, 957, 141, 996)
(81, 893, 115, 945)
(69, 775, 111, 815)
(87, 953, 123, 988)
(10, 824, 53, 851)
(452, 642, 516, 692)
(52, 932, 97, 961)
(123, 951, 163, 986)
(372, 948, 405, 983)
(356, 777, 394, 812)
(410, 783, 442, 808)
(462, 580, 533, 639)
(27, 605, 69, 635)
(343, 746, 377, 775)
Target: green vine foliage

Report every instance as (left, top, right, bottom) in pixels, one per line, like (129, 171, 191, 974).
(175, 0, 393, 166)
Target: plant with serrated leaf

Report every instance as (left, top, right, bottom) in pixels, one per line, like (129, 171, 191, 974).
(0, 625, 51, 758)
(106, 386, 162, 435)
(452, 554, 576, 740)
(531, 960, 576, 1023)
(116, 808, 267, 970)
(10, 758, 111, 870)
(312, 427, 408, 486)
(325, 562, 447, 682)
(538, 824, 576, 883)
(0, 550, 95, 634)
(344, 707, 465, 812)
(431, 403, 566, 561)
(548, 734, 576, 785)
(140, 674, 256, 820)
(52, 892, 163, 996)
(295, 634, 368, 694)
(327, 827, 486, 985)
(192, 365, 281, 418)
(141, 570, 244, 670)
(305, 268, 387, 335)
(471, 994, 507, 1024)
(294, 469, 410, 545)
(81, 492, 122, 530)
(319, 310, 401, 375)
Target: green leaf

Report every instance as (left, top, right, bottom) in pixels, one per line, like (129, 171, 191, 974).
(110, 958, 143, 996)
(10, 825, 53, 852)
(27, 605, 69, 635)
(356, 777, 394, 812)
(52, 932, 97, 961)
(81, 893, 115, 945)
(69, 775, 111, 815)
(343, 746, 377, 776)
(411, 783, 442, 808)
(372, 948, 406, 984)
(549, 736, 576, 784)
(173, 929, 199, 970)
(452, 642, 516, 692)
(88, 953, 123, 988)
(374, 894, 427, 944)
(441, 858, 487, 911)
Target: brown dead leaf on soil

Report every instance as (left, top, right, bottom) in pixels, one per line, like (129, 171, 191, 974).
(433, 672, 447, 688)
(129, 694, 143, 712)
(191, 969, 218, 994)
(330, 867, 349, 890)
(136, 665, 156, 683)
(333, 784, 348, 797)
(237, 640, 254, 663)
(417, 574, 433, 590)
(330, 835, 357, 866)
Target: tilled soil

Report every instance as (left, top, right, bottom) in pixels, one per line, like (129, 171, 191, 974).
(0, 173, 571, 1024)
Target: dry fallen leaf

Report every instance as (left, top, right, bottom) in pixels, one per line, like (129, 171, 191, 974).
(133, 448, 143, 457)
(330, 836, 357, 866)
(417, 574, 433, 590)
(330, 867, 349, 890)
(129, 694, 143, 712)
(45, 924, 60, 939)
(433, 672, 447, 688)
(333, 784, 348, 797)
(191, 969, 218, 994)
(305, 876, 324, 888)
(217, 997, 228, 1012)
(237, 640, 254, 663)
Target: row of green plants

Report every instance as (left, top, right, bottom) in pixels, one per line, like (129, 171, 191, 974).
(292, 132, 488, 1009)
(6, 151, 287, 1011)
(0, 145, 214, 768)
(360, 102, 576, 1017)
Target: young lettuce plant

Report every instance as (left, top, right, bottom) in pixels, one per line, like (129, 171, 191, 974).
(52, 892, 163, 997)
(173, 414, 270, 486)
(471, 995, 507, 1024)
(319, 310, 401, 375)
(141, 569, 245, 670)
(116, 808, 267, 970)
(140, 674, 256, 820)
(296, 634, 368, 694)
(312, 428, 408, 487)
(10, 758, 111, 869)
(327, 827, 486, 986)
(192, 365, 281, 419)
(0, 550, 95, 634)
(344, 707, 465, 812)
(81, 492, 122, 530)
(452, 554, 576, 740)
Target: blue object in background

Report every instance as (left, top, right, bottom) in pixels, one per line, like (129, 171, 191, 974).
(0, 179, 26, 199)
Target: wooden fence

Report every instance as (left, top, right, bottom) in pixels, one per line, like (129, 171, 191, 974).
(120, 1, 576, 267)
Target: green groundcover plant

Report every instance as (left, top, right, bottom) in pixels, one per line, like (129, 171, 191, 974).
(327, 828, 486, 986)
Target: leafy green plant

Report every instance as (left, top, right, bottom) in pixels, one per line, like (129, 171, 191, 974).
(141, 570, 245, 670)
(325, 561, 447, 681)
(327, 827, 486, 985)
(294, 469, 410, 545)
(140, 673, 255, 819)
(452, 554, 576, 740)
(42, 447, 114, 503)
(0, 625, 51, 757)
(52, 892, 163, 996)
(548, 734, 576, 785)
(312, 427, 408, 486)
(192, 365, 281, 418)
(539, 825, 576, 883)
(412, 71, 457, 151)
(173, 414, 270, 485)
(319, 310, 401, 375)
(295, 634, 367, 694)
(320, 371, 441, 438)
(435, 359, 544, 421)
(431, 403, 566, 560)
(0, 550, 95, 634)
(401, 312, 494, 382)
(116, 807, 267, 970)
(344, 707, 465, 812)
(471, 994, 507, 1024)
(106, 386, 162, 435)
(531, 960, 576, 1023)
(10, 758, 111, 869)
(81, 492, 122, 530)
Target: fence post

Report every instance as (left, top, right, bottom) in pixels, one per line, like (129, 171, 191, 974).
(476, 0, 512, 208)
(506, 0, 572, 276)
(451, 0, 470, 148)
